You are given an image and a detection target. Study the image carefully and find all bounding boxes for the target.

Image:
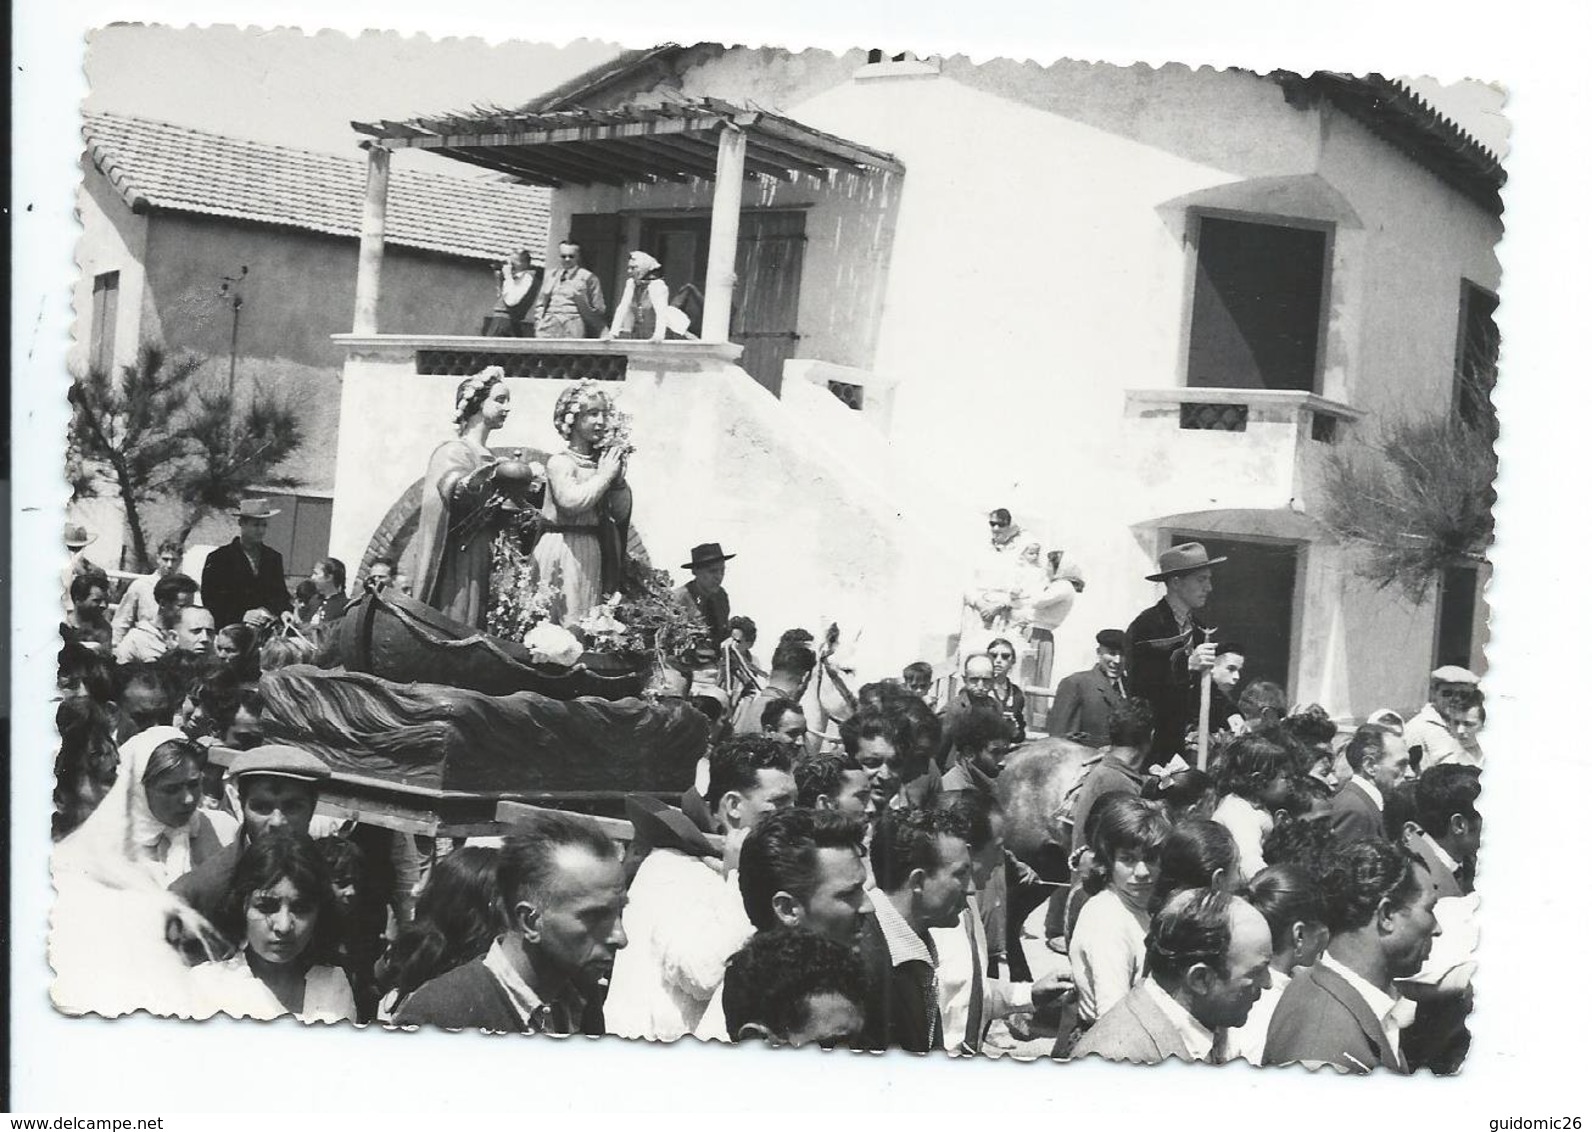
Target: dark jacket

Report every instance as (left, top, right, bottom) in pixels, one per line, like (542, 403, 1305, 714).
(671, 581, 731, 648)
(201, 538, 291, 630)
(1045, 666, 1125, 746)
(1263, 961, 1408, 1073)
(1124, 599, 1210, 759)
(1328, 780, 1388, 844)
(393, 959, 530, 1033)
(856, 911, 939, 1053)
(1063, 982, 1210, 1064)
(170, 837, 244, 927)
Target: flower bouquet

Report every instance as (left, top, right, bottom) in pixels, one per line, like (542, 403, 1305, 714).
(486, 537, 564, 642)
(577, 566, 711, 669)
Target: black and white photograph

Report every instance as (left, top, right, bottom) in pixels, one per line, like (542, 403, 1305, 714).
(11, 1, 1591, 1120)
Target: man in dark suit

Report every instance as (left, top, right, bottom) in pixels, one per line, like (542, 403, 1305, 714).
(1408, 765, 1481, 897)
(396, 810, 628, 1035)
(856, 807, 975, 1053)
(1264, 838, 1441, 1073)
(200, 498, 291, 631)
(1328, 724, 1414, 844)
(1124, 543, 1226, 763)
(1045, 628, 1127, 745)
(1062, 887, 1273, 1064)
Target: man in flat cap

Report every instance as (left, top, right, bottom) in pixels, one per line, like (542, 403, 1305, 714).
(170, 745, 330, 926)
(1125, 542, 1227, 764)
(672, 542, 736, 652)
(1045, 628, 1128, 747)
(200, 499, 292, 632)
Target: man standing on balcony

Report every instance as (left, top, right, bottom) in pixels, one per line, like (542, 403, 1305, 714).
(534, 241, 607, 339)
(1125, 543, 1226, 766)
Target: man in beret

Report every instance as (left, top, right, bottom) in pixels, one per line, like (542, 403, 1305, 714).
(170, 745, 330, 925)
(1125, 543, 1226, 764)
(1045, 628, 1128, 746)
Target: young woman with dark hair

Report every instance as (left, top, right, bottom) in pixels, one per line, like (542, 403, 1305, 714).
(190, 829, 355, 1023)
(1068, 794, 1172, 1024)
(374, 846, 504, 1021)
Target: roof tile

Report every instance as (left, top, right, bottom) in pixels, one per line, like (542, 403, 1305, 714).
(83, 112, 550, 263)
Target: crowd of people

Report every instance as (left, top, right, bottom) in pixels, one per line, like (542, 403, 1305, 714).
(51, 494, 1484, 1074)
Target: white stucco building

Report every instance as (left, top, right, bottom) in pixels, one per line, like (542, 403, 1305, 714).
(330, 47, 1502, 721)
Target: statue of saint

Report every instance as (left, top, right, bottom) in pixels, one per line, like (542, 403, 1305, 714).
(532, 382, 631, 625)
(408, 368, 517, 630)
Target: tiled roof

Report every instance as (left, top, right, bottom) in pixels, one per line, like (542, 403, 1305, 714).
(83, 112, 550, 263)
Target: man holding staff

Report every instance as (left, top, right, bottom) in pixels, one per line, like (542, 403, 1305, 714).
(1125, 542, 1226, 767)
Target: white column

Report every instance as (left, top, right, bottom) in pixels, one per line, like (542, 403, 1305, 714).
(702, 126, 746, 344)
(353, 143, 391, 335)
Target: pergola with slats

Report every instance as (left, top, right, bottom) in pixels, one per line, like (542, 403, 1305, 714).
(347, 98, 903, 341)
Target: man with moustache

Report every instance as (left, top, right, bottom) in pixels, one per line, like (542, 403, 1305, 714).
(1264, 838, 1441, 1073)
(1046, 629, 1129, 746)
(1064, 886, 1273, 1065)
(396, 810, 628, 1035)
(1125, 543, 1226, 763)
(1329, 724, 1416, 844)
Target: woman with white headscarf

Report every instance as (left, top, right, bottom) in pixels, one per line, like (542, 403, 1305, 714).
(51, 727, 236, 1017)
(608, 251, 673, 342)
(54, 726, 233, 887)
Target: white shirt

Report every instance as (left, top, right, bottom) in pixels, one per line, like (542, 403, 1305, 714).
(114, 621, 171, 665)
(1319, 952, 1412, 1066)
(604, 848, 751, 1041)
(1231, 966, 1291, 1065)
(188, 953, 355, 1024)
(1141, 975, 1218, 1062)
(1212, 793, 1273, 882)
(929, 894, 1034, 1053)
(1069, 888, 1150, 1023)
(111, 572, 162, 647)
(1404, 703, 1484, 770)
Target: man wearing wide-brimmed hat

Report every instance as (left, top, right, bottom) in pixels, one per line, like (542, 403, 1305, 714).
(1125, 542, 1228, 763)
(200, 498, 292, 632)
(671, 542, 737, 651)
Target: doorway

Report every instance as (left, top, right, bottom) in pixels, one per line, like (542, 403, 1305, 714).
(634, 210, 808, 394)
(1166, 531, 1301, 695)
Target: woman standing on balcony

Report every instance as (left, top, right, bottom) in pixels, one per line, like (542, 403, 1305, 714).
(608, 251, 673, 342)
(409, 368, 512, 630)
(533, 382, 629, 626)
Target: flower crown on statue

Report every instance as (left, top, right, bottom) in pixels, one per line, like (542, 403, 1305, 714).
(553, 380, 610, 440)
(553, 380, 634, 454)
(454, 366, 507, 427)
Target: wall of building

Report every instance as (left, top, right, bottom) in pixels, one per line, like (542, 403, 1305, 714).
(71, 160, 153, 376)
(139, 213, 497, 369)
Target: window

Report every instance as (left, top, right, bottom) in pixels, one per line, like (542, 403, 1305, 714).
(1186, 216, 1329, 392)
(1434, 564, 1481, 671)
(90, 271, 120, 374)
(1454, 280, 1499, 433)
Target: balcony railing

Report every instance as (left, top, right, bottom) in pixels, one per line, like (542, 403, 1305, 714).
(1122, 387, 1364, 513)
(331, 334, 745, 380)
